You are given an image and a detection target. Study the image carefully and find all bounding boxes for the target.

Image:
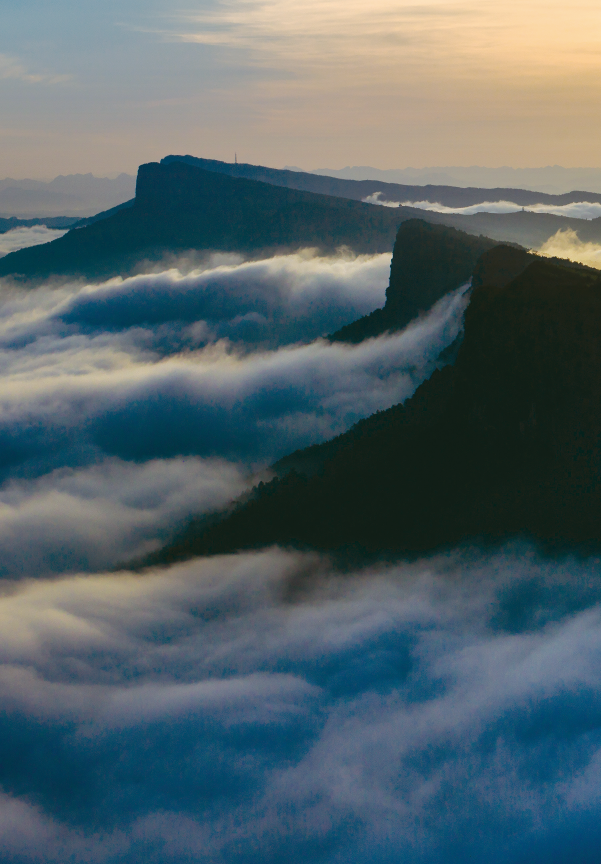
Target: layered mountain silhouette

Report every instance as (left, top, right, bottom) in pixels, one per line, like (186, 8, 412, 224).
(330, 221, 594, 344)
(0, 216, 78, 233)
(144, 242, 601, 565)
(0, 161, 421, 280)
(161, 155, 601, 250)
(4, 156, 601, 281)
(161, 155, 601, 209)
(329, 220, 497, 342)
(0, 173, 135, 218)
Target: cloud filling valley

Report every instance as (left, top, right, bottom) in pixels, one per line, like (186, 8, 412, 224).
(1, 547, 601, 863)
(0, 248, 596, 863)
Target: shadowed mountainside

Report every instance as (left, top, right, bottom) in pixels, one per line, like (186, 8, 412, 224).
(434, 209, 601, 250)
(161, 155, 601, 208)
(329, 227, 595, 346)
(160, 155, 601, 249)
(329, 220, 497, 342)
(145, 250, 601, 565)
(0, 161, 422, 280)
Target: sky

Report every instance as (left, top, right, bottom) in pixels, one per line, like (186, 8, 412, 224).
(2, 0, 601, 177)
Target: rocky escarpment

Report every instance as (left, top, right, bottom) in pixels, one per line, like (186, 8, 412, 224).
(145, 251, 601, 565)
(329, 220, 498, 343)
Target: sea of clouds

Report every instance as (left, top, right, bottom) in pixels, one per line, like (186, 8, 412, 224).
(363, 192, 601, 220)
(2, 546, 601, 863)
(0, 226, 68, 257)
(0, 244, 599, 863)
(0, 251, 467, 574)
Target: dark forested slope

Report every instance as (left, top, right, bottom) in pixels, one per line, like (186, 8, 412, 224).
(160, 156, 601, 251)
(146, 251, 601, 565)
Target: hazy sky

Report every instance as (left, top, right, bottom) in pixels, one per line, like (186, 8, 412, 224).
(2, 0, 601, 177)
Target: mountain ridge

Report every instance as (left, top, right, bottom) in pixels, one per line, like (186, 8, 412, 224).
(142, 245, 601, 566)
(162, 155, 601, 208)
(3, 157, 601, 282)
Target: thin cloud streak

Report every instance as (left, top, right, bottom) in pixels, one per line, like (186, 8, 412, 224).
(175, 0, 601, 87)
(0, 54, 71, 87)
(364, 193, 601, 220)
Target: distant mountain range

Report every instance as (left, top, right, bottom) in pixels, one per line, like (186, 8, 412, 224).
(310, 165, 601, 195)
(0, 216, 78, 234)
(0, 173, 135, 218)
(145, 228, 601, 565)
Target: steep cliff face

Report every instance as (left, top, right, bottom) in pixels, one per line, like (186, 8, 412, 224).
(385, 220, 497, 323)
(329, 220, 498, 343)
(145, 249, 601, 565)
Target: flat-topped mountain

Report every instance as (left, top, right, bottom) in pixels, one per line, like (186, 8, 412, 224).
(0, 161, 421, 280)
(3, 156, 601, 283)
(145, 248, 601, 565)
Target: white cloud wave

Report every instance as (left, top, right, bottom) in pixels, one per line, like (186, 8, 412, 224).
(0, 456, 250, 578)
(0, 256, 467, 471)
(0, 251, 469, 579)
(364, 192, 601, 220)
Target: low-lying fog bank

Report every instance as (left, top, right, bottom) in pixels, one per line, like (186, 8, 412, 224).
(0, 226, 68, 257)
(538, 228, 601, 269)
(0, 546, 600, 863)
